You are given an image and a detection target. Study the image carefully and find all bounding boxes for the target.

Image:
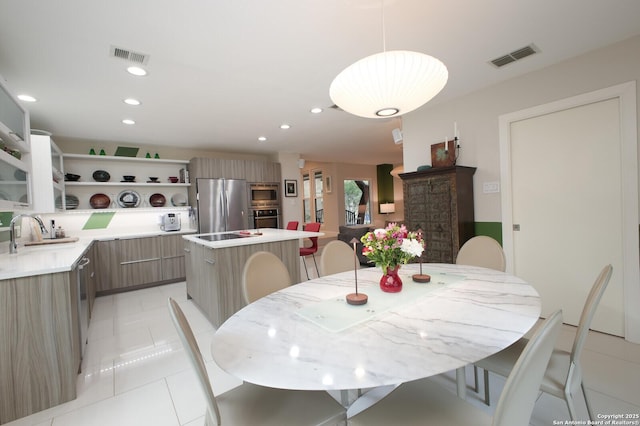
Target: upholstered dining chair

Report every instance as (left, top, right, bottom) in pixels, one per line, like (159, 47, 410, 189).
(455, 235, 506, 392)
(242, 251, 292, 305)
(456, 235, 506, 272)
(476, 264, 613, 421)
(299, 222, 321, 279)
(167, 298, 346, 426)
(349, 310, 563, 426)
(320, 239, 356, 276)
(286, 221, 299, 230)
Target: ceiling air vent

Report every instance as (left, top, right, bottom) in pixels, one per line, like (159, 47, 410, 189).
(110, 46, 149, 65)
(490, 44, 538, 68)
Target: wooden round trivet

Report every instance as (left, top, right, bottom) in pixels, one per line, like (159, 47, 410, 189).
(346, 293, 368, 305)
(412, 274, 431, 283)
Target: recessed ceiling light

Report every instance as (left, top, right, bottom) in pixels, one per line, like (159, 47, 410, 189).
(122, 119, 135, 125)
(258, 136, 267, 142)
(126, 66, 147, 76)
(18, 94, 37, 102)
(280, 124, 291, 130)
(124, 98, 141, 106)
(310, 107, 323, 114)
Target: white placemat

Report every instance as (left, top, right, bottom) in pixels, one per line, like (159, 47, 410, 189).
(296, 272, 465, 332)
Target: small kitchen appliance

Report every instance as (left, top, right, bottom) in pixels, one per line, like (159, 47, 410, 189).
(161, 213, 181, 231)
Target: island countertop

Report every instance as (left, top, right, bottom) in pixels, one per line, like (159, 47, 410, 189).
(183, 228, 323, 249)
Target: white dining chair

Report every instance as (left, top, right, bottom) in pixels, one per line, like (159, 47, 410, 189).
(455, 235, 506, 392)
(320, 240, 356, 276)
(476, 264, 613, 420)
(349, 310, 563, 426)
(456, 235, 506, 272)
(167, 298, 346, 426)
(242, 251, 292, 305)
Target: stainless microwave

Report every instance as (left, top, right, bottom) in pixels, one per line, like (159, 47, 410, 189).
(250, 183, 279, 207)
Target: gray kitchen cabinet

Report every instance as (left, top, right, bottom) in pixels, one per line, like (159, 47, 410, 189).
(95, 234, 191, 295)
(119, 236, 163, 287)
(188, 157, 282, 206)
(184, 238, 299, 327)
(161, 233, 189, 281)
(0, 271, 80, 423)
(94, 239, 119, 293)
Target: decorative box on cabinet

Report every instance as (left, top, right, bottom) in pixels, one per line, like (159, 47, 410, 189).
(400, 166, 476, 263)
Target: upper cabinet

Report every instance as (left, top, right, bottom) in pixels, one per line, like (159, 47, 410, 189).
(30, 134, 65, 213)
(0, 77, 31, 211)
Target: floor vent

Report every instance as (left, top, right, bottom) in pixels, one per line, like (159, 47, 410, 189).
(490, 44, 538, 68)
(110, 46, 149, 65)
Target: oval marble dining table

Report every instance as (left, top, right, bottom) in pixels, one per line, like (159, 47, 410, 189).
(210, 263, 541, 402)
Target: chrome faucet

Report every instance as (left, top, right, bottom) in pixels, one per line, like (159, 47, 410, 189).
(9, 214, 48, 254)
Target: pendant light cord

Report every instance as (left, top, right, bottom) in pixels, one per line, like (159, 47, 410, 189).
(381, 0, 386, 52)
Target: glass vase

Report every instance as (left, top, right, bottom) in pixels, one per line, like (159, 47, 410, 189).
(380, 265, 403, 293)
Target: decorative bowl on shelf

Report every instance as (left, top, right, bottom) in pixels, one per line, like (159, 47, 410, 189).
(55, 194, 80, 210)
(122, 175, 136, 182)
(149, 193, 166, 207)
(171, 193, 187, 206)
(148, 177, 159, 183)
(92, 170, 111, 182)
(65, 173, 81, 181)
(14, 169, 27, 181)
(90, 193, 111, 209)
(117, 190, 141, 208)
(168, 176, 179, 183)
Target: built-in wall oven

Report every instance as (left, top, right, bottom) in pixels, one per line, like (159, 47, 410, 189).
(252, 208, 280, 229)
(249, 183, 279, 208)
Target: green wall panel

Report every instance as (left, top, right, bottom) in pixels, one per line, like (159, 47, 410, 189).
(474, 222, 503, 245)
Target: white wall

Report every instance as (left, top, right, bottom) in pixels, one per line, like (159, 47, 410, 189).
(402, 35, 640, 222)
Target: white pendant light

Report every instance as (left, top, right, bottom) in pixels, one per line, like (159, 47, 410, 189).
(329, 1, 448, 118)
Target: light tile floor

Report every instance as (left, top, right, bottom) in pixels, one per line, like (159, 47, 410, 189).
(6, 281, 639, 426)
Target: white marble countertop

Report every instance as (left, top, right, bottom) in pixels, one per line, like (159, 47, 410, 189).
(211, 263, 541, 392)
(0, 228, 197, 280)
(183, 228, 323, 249)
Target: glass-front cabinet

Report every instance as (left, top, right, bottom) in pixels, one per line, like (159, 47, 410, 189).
(0, 77, 31, 211)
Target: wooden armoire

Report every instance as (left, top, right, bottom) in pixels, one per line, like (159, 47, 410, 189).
(400, 166, 476, 263)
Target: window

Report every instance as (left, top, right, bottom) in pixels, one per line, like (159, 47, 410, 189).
(344, 179, 370, 225)
(302, 170, 324, 224)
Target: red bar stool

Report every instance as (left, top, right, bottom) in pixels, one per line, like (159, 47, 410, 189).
(286, 221, 299, 230)
(299, 222, 320, 279)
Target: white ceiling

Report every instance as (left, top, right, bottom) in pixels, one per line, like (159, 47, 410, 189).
(1, 0, 639, 165)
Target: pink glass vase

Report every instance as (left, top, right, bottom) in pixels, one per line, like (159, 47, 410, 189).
(380, 265, 403, 293)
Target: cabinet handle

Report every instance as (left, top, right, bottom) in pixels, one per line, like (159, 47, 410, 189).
(78, 257, 90, 268)
(205, 259, 215, 265)
(120, 257, 161, 265)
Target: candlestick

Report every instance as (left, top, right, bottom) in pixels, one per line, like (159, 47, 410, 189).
(346, 238, 368, 305)
(444, 137, 448, 153)
(412, 229, 431, 283)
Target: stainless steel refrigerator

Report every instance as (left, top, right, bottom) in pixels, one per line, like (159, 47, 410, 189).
(196, 178, 249, 233)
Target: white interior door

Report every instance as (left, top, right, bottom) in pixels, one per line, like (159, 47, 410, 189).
(500, 82, 639, 341)
(510, 99, 623, 334)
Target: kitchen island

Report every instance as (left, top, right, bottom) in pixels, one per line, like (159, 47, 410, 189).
(183, 228, 322, 327)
